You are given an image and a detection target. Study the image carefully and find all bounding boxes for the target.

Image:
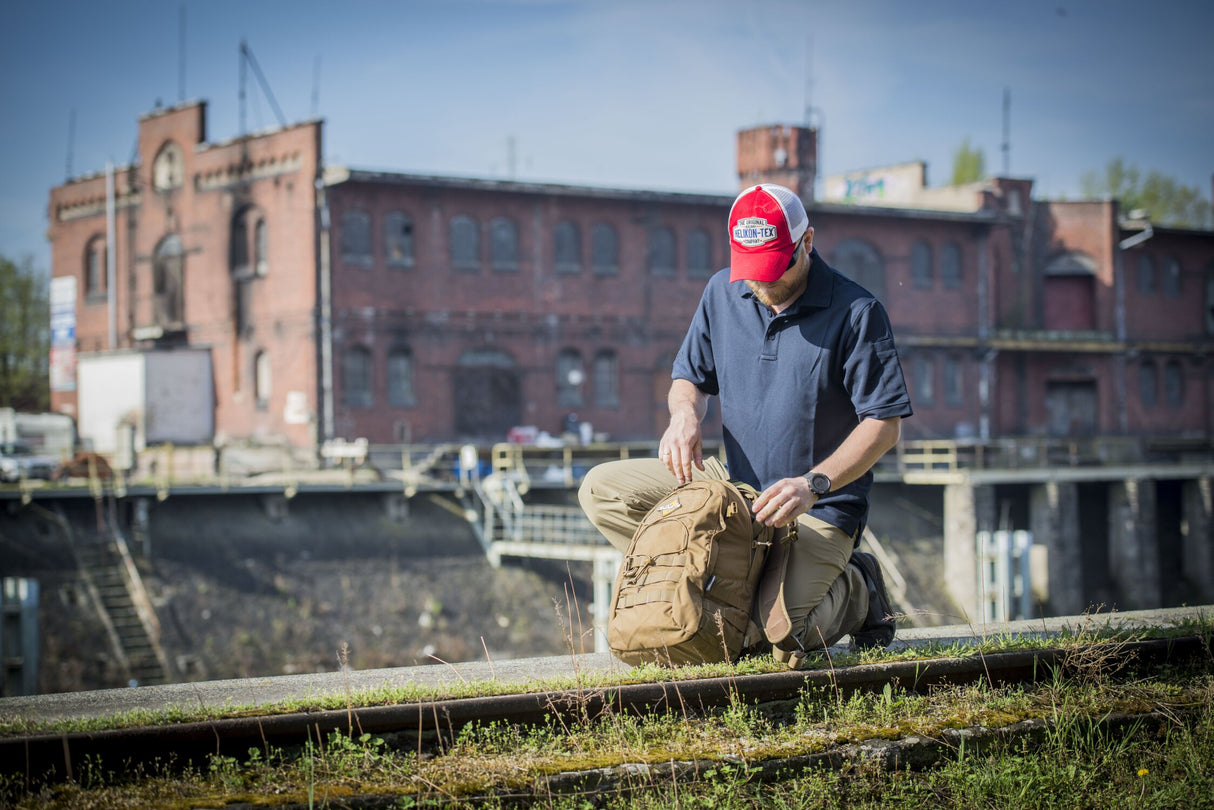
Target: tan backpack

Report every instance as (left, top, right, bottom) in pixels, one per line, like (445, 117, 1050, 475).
(607, 479, 781, 666)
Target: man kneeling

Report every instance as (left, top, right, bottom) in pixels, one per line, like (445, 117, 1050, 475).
(580, 184, 912, 666)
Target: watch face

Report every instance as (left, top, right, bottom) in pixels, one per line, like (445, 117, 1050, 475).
(808, 473, 831, 496)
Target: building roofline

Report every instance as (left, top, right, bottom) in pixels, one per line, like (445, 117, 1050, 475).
(52, 163, 139, 192)
(137, 98, 207, 123)
(325, 166, 1005, 223)
(324, 166, 735, 206)
(808, 200, 1002, 224)
(198, 118, 324, 154)
(1118, 220, 1213, 238)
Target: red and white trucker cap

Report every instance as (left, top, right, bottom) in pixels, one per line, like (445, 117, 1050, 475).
(728, 184, 809, 283)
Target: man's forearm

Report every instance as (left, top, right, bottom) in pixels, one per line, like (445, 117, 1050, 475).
(668, 378, 708, 424)
(813, 416, 901, 491)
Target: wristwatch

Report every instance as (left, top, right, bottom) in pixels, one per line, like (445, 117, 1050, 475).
(805, 471, 831, 497)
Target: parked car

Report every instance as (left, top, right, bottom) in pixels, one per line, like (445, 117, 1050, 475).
(52, 451, 114, 482)
(0, 441, 58, 482)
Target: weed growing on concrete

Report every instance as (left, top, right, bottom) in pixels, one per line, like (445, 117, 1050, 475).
(2, 666, 1212, 808)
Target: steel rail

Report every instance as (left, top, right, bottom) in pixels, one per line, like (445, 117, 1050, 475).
(1, 635, 1207, 785)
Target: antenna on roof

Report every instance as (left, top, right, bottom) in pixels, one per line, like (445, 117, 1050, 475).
(239, 39, 287, 135)
(65, 108, 76, 180)
(803, 35, 814, 126)
(178, 4, 187, 102)
(311, 54, 322, 118)
(1001, 86, 1011, 176)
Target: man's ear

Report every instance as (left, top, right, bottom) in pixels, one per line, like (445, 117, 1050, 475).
(803, 226, 815, 252)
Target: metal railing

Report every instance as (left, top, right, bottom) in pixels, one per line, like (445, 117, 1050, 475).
(5, 435, 1210, 500)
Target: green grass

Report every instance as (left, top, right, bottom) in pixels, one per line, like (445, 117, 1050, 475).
(3, 634, 1211, 809)
(3, 613, 1209, 739)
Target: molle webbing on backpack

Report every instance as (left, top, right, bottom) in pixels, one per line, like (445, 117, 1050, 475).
(608, 479, 775, 667)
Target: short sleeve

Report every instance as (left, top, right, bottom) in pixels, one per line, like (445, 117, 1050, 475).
(671, 291, 719, 396)
(841, 299, 913, 420)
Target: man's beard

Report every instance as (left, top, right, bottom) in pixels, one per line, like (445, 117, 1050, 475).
(745, 275, 800, 308)
(742, 276, 791, 306)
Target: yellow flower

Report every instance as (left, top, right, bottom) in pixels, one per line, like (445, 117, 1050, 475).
(1137, 768, 1149, 777)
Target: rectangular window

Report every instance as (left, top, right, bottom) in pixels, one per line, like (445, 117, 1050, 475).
(1139, 361, 1158, 407)
(943, 356, 963, 407)
(387, 349, 416, 407)
(343, 347, 373, 408)
(593, 350, 619, 408)
(557, 349, 584, 408)
(913, 355, 934, 408)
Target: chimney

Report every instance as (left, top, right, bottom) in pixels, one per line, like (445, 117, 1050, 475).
(736, 124, 817, 202)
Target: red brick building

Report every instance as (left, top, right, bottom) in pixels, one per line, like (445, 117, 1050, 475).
(48, 102, 321, 452)
(47, 104, 1214, 453)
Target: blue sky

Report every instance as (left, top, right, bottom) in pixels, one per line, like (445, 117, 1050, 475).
(2, 0, 1212, 273)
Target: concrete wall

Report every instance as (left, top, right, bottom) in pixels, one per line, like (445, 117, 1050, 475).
(1108, 479, 1161, 610)
(943, 482, 995, 623)
(1030, 481, 1083, 615)
(1183, 476, 1214, 602)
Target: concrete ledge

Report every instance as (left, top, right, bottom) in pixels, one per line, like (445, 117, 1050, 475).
(1, 604, 1209, 724)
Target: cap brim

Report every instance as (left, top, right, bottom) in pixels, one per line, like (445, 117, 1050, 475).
(729, 243, 796, 283)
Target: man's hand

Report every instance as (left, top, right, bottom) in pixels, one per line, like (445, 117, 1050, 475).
(752, 477, 817, 527)
(658, 412, 704, 484)
(660, 379, 709, 484)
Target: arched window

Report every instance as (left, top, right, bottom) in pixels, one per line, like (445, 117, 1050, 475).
(1162, 256, 1181, 298)
(384, 211, 414, 268)
(591, 223, 619, 275)
(1138, 359, 1158, 407)
(941, 242, 962, 289)
(153, 234, 185, 328)
(231, 206, 267, 278)
(593, 349, 619, 408)
(455, 349, 520, 438)
(231, 209, 250, 274)
(254, 218, 268, 276)
(1136, 252, 1156, 296)
(686, 228, 712, 279)
(450, 214, 479, 270)
(152, 141, 183, 191)
(556, 348, 584, 407)
(342, 345, 373, 408)
(340, 209, 372, 265)
(84, 235, 106, 298)
(911, 241, 933, 289)
(554, 220, 581, 274)
(254, 350, 272, 409)
(830, 238, 886, 301)
(387, 346, 416, 407)
(490, 217, 519, 271)
(648, 226, 676, 277)
(1163, 359, 1183, 407)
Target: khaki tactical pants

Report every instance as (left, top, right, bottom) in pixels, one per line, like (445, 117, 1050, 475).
(579, 457, 869, 661)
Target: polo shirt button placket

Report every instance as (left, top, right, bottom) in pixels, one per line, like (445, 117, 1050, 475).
(761, 323, 779, 360)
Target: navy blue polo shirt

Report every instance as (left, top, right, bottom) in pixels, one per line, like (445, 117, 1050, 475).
(672, 249, 913, 536)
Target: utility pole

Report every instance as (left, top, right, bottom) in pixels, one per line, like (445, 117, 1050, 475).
(1001, 87, 1011, 176)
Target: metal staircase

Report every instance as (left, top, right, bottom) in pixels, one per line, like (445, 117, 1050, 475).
(74, 532, 171, 686)
(44, 503, 172, 687)
(463, 464, 621, 653)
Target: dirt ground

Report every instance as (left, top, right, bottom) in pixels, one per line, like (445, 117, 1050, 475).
(37, 553, 586, 693)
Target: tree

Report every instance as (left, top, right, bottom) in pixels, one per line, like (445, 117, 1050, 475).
(0, 254, 50, 412)
(950, 137, 986, 185)
(1080, 158, 1212, 229)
